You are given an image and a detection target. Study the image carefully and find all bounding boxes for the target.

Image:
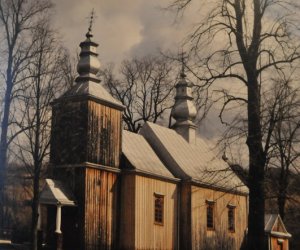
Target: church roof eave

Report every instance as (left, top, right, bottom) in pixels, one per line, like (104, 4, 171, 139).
(140, 121, 249, 194)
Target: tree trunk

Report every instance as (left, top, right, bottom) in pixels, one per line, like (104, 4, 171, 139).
(31, 176, 40, 250)
(246, 75, 266, 250)
(0, 52, 13, 230)
(0, 98, 9, 231)
(31, 46, 42, 250)
(278, 195, 286, 220)
(278, 168, 288, 220)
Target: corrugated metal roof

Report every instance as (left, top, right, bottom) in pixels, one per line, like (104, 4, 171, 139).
(140, 122, 248, 194)
(60, 81, 124, 109)
(122, 130, 175, 179)
(40, 179, 76, 206)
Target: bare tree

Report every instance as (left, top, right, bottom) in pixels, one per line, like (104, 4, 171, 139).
(0, 0, 52, 231)
(10, 20, 70, 249)
(265, 78, 300, 220)
(102, 56, 176, 132)
(170, 1, 300, 249)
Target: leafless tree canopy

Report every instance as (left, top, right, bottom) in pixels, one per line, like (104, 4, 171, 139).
(12, 20, 71, 250)
(263, 78, 300, 219)
(170, 0, 300, 249)
(0, 0, 53, 236)
(101, 56, 176, 133)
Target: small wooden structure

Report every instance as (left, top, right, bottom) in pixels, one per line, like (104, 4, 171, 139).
(265, 214, 291, 250)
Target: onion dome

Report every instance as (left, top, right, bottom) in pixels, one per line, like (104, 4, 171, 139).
(171, 61, 197, 143)
(75, 29, 101, 83)
(171, 65, 197, 122)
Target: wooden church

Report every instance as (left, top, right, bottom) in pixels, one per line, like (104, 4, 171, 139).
(38, 27, 250, 250)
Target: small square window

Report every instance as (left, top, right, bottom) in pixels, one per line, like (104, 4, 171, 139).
(154, 194, 164, 225)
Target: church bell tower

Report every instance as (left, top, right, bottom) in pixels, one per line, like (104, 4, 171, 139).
(49, 20, 124, 249)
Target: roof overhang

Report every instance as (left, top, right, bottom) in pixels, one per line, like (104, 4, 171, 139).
(268, 231, 292, 239)
(39, 179, 76, 206)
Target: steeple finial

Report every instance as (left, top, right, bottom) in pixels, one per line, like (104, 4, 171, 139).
(86, 9, 96, 38)
(88, 9, 95, 32)
(179, 49, 188, 78)
(75, 11, 101, 84)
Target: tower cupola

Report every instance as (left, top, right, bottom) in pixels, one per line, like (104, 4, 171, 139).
(76, 22, 101, 83)
(171, 58, 197, 143)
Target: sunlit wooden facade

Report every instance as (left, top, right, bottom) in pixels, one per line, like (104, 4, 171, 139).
(119, 173, 178, 250)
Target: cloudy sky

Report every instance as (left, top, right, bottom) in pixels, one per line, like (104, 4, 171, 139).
(50, 0, 231, 142)
(51, 0, 201, 65)
(50, 0, 250, 157)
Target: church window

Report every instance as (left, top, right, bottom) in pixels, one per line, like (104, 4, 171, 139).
(154, 194, 164, 225)
(206, 200, 215, 230)
(228, 205, 236, 232)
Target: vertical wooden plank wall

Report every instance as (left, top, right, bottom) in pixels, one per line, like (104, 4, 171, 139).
(87, 101, 122, 167)
(51, 99, 122, 167)
(51, 100, 88, 165)
(84, 168, 118, 250)
(134, 175, 178, 250)
(51, 99, 122, 250)
(119, 174, 136, 250)
(191, 186, 248, 250)
(180, 182, 192, 250)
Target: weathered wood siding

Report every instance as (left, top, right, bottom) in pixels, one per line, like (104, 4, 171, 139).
(51, 99, 122, 167)
(191, 185, 248, 250)
(50, 96, 122, 250)
(51, 100, 88, 164)
(179, 182, 192, 250)
(119, 174, 136, 249)
(87, 100, 122, 167)
(120, 174, 178, 250)
(84, 168, 118, 250)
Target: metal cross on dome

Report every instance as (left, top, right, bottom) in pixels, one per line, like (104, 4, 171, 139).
(87, 9, 97, 33)
(179, 49, 188, 77)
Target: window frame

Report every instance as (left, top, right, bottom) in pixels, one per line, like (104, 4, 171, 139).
(206, 200, 215, 230)
(154, 193, 164, 226)
(227, 204, 236, 233)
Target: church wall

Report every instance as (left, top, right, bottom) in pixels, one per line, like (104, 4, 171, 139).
(51, 99, 122, 168)
(119, 173, 178, 250)
(87, 100, 122, 167)
(180, 182, 192, 250)
(119, 174, 136, 249)
(84, 167, 118, 250)
(51, 100, 88, 165)
(191, 185, 248, 250)
(134, 175, 178, 250)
